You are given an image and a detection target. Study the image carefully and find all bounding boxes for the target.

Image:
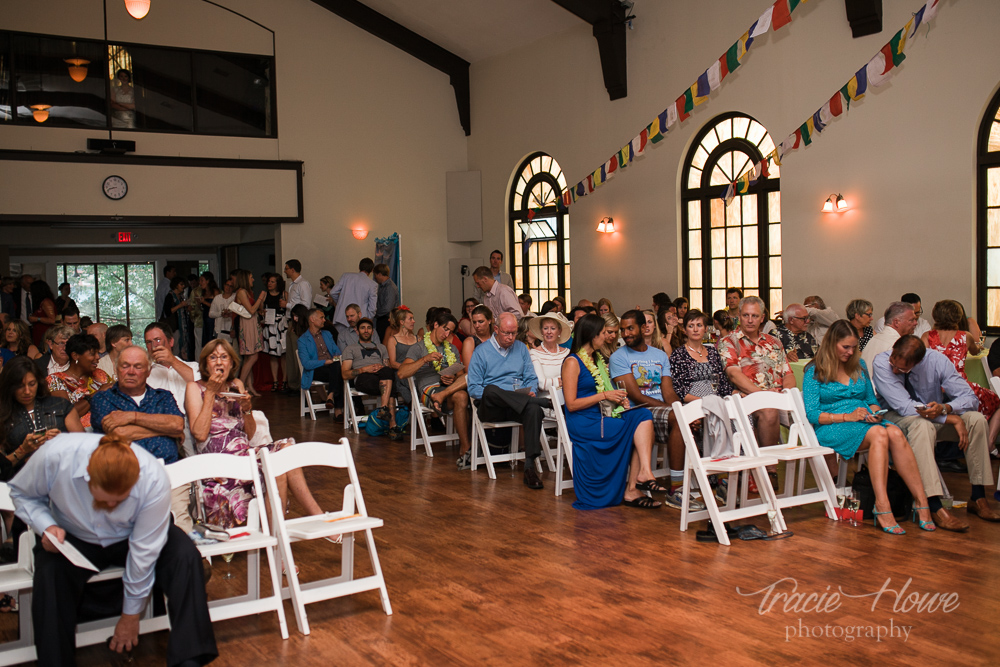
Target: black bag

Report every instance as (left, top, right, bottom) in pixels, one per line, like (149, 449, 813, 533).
(851, 464, 913, 520)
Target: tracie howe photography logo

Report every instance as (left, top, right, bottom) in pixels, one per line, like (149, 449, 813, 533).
(736, 577, 959, 642)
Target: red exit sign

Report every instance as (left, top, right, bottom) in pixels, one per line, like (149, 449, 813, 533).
(117, 231, 133, 243)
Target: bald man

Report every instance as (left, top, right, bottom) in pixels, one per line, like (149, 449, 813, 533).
(87, 322, 108, 355)
(466, 313, 547, 488)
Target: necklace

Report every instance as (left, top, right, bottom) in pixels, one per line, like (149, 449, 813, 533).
(685, 344, 706, 359)
(577, 349, 607, 391)
(424, 331, 457, 372)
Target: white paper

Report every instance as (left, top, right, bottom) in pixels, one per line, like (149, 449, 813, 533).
(50, 534, 99, 571)
(438, 362, 465, 377)
(264, 308, 276, 325)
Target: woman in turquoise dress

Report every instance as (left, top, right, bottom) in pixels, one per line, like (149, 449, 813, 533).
(801, 320, 932, 534)
(561, 314, 659, 510)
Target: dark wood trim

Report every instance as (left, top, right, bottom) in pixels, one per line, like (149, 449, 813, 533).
(550, 0, 629, 100)
(309, 0, 471, 135)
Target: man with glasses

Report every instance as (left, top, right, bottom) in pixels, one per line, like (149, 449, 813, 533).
(873, 335, 1000, 532)
(467, 312, 546, 488)
(861, 301, 917, 376)
(874, 292, 932, 338)
(718, 296, 795, 448)
(774, 303, 818, 362)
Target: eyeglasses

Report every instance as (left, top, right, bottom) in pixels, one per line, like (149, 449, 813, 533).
(788, 316, 809, 322)
(496, 329, 517, 338)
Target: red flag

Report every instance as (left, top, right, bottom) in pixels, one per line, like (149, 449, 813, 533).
(607, 155, 618, 175)
(829, 91, 843, 117)
(879, 43, 895, 75)
(676, 95, 690, 122)
(759, 159, 770, 179)
(771, 0, 792, 30)
(718, 54, 729, 81)
(791, 129, 802, 149)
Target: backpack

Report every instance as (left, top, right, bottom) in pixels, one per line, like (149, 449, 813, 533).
(364, 405, 409, 437)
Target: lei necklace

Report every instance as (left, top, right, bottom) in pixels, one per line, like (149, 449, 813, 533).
(578, 351, 605, 390)
(424, 331, 457, 372)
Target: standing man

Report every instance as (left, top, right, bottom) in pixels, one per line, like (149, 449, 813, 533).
(155, 265, 177, 321)
(10, 433, 217, 666)
(718, 296, 795, 448)
(281, 259, 312, 392)
(724, 287, 742, 324)
(861, 301, 917, 374)
(14, 274, 34, 324)
(472, 266, 522, 322)
(329, 258, 378, 337)
(373, 263, 399, 342)
(774, 303, 818, 362)
(473, 250, 514, 301)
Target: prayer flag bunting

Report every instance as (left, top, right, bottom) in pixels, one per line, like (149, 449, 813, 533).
(812, 108, 827, 133)
(889, 26, 909, 66)
(910, 5, 926, 35)
(866, 50, 892, 88)
(692, 80, 709, 107)
(675, 95, 691, 123)
(923, 0, 940, 23)
(751, 7, 773, 37)
(771, 0, 792, 30)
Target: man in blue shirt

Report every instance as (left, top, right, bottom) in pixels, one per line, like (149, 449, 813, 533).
(10, 433, 216, 666)
(467, 313, 547, 489)
(874, 335, 1000, 532)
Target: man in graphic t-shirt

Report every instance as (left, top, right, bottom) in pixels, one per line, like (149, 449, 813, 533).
(610, 310, 703, 510)
(341, 318, 400, 438)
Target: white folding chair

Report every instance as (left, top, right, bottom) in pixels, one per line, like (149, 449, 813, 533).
(259, 440, 391, 636)
(981, 354, 992, 384)
(548, 388, 575, 496)
(344, 380, 379, 434)
(407, 377, 460, 457)
(672, 398, 784, 546)
(470, 401, 524, 480)
(295, 349, 331, 420)
(0, 484, 37, 666)
(164, 453, 288, 639)
(730, 389, 839, 520)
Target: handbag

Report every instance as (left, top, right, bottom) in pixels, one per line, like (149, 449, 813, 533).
(851, 464, 913, 520)
(227, 301, 253, 319)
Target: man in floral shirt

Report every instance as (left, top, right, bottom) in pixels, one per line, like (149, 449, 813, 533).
(718, 296, 795, 447)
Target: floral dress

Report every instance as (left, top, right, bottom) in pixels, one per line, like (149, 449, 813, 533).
(195, 382, 290, 528)
(47, 369, 110, 428)
(927, 330, 998, 419)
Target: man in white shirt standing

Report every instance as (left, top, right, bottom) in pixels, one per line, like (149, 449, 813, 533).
(155, 265, 177, 320)
(874, 292, 932, 338)
(282, 259, 313, 391)
(329, 258, 378, 336)
(861, 301, 917, 375)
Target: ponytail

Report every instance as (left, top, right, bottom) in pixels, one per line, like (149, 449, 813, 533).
(88, 435, 140, 496)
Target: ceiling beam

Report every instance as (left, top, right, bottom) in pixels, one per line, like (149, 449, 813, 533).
(550, 0, 629, 100)
(309, 0, 471, 135)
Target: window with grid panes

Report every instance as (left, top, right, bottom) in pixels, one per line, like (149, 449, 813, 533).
(56, 263, 157, 346)
(977, 87, 1000, 333)
(681, 113, 781, 317)
(508, 152, 570, 306)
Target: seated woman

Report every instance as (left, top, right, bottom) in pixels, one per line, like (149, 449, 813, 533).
(387, 306, 417, 371)
(457, 298, 479, 339)
(27, 280, 58, 347)
(598, 313, 622, 359)
(712, 309, 734, 342)
(35, 325, 74, 379)
(642, 309, 663, 351)
(461, 305, 494, 369)
(561, 314, 660, 510)
(802, 320, 933, 535)
(515, 316, 537, 348)
(922, 299, 1000, 446)
(673, 297, 689, 321)
(296, 307, 344, 416)
(186, 339, 324, 529)
(656, 308, 678, 354)
(47, 333, 112, 429)
(846, 299, 874, 351)
(95, 324, 133, 381)
(597, 298, 615, 317)
(529, 313, 571, 392)
(669, 310, 735, 402)
(2, 320, 41, 364)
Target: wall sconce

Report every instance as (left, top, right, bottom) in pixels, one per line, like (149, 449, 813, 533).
(822, 193, 849, 213)
(65, 58, 90, 82)
(123, 0, 151, 20)
(30, 105, 51, 123)
(352, 229, 369, 240)
(596, 216, 615, 233)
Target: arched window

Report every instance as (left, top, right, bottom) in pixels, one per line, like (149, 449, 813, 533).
(508, 152, 570, 306)
(977, 87, 1000, 333)
(681, 113, 782, 316)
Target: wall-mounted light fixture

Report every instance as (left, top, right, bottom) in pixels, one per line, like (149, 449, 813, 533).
(596, 216, 615, 233)
(124, 0, 151, 20)
(822, 193, 849, 213)
(30, 105, 51, 123)
(65, 58, 90, 82)
(352, 229, 369, 240)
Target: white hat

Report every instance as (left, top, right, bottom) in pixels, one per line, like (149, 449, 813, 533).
(528, 312, 572, 344)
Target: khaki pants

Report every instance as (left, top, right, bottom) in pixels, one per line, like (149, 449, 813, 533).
(883, 410, 994, 497)
(171, 483, 194, 534)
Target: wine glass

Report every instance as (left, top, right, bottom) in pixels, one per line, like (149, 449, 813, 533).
(221, 552, 235, 580)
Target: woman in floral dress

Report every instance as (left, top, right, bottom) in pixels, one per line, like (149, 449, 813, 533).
(48, 333, 112, 429)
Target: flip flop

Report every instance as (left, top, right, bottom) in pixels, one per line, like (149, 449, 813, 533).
(623, 496, 661, 509)
(635, 478, 670, 494)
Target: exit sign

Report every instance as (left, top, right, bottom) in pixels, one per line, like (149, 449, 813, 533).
(118, 231, 133, 243)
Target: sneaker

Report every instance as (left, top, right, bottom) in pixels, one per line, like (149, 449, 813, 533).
(663, 489, 706, 511)
(456, 452, 471, 470)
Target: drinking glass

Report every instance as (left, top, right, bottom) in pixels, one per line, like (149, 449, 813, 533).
(221, 552, 235, 580)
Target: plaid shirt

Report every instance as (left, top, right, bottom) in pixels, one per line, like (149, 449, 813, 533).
(90, 383, 183, 463)
(717, 328, 791, 391)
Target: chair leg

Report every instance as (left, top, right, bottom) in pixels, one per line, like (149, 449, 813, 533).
(263, 545, 289, 639)
(364, 528, 393, 616)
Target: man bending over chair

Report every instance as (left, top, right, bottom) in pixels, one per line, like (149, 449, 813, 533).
(342, 318, 400, 439)
(467, 312, 548, 489)
(9, 433, 216, 667)
(397, 310, 472, 469)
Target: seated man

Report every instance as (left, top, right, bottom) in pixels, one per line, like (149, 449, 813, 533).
(873, 335, 1000, 532)
(467, 312, 547, 489)
(861, 301, 916, 374)
(397, 311, 472, 468)
(338, 303, 382, 349)
(802, 295, 839, 343)
(610, 309, 701, 509)
(10, 433, 217, 666)
(874, 292, 932, 337)
(87, 322, 109, 357)
(143, 322, 200, 457)
(61, 304, 82, 335)
(298, 307, 344, 416)
(718, 296, 795, 449)
(341, 317, 400, 438)
(518, 293, 536, 318)
(774, 303, 818, 361)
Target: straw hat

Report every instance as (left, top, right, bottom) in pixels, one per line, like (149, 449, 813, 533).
(528, 312, 572, 344)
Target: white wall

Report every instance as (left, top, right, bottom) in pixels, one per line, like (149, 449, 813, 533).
(468, 0, 998, 321)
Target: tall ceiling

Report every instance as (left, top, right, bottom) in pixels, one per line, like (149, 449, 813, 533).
(358, 0, 584, 63)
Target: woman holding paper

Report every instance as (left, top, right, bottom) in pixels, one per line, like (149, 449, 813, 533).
(260, 273, 288, 392)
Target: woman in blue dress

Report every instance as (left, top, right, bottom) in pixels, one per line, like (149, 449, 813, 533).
(802, 320, 932, 534)
(561, 314, 660, 510)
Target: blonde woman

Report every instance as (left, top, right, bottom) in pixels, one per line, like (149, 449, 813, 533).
(597, 298, 615, 317)
(599, 313, 621, 359)
(642, 309, 662, 351)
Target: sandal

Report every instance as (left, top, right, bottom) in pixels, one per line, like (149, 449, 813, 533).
(635, 478, 670, 494)
(0, 594, 17, 613)
(325, 399, 335, 410)
(623, 495, 662, 509)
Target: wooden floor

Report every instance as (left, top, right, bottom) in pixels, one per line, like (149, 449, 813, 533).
(8, 392, 1000, 666)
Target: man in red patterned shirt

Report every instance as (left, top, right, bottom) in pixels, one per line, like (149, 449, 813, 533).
(718, 296, 795, 447)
